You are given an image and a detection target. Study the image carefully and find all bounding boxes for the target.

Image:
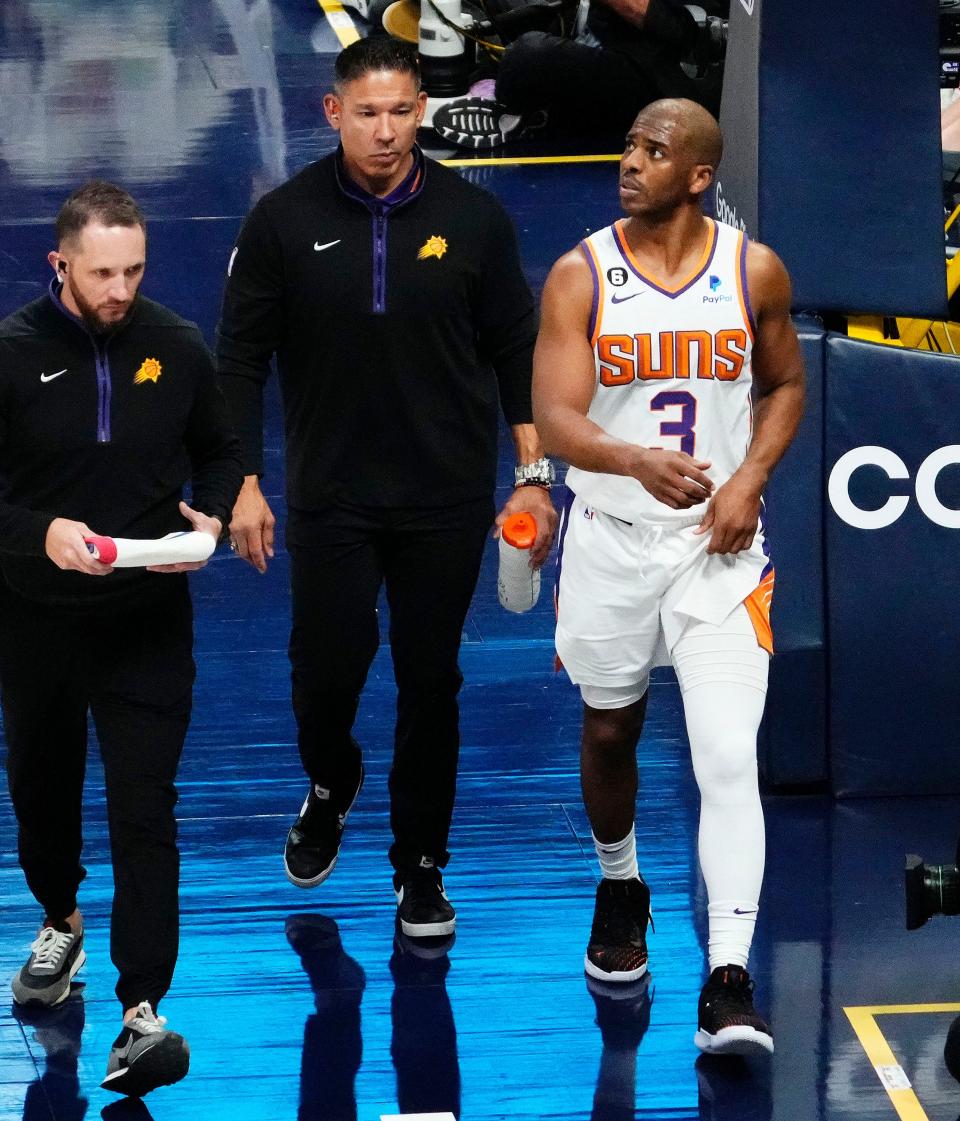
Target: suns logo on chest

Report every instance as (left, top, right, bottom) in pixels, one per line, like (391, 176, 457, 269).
(418, 235, 448, 261)
(133, 357, 162, 385)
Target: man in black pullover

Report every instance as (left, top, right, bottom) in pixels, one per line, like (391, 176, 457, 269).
(1, 181, 242, 1096)
(217, 38, 557, 937)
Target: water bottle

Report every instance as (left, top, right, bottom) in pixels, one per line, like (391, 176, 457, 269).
(498, 512, 540, 613)
(83, 531, 216, 567)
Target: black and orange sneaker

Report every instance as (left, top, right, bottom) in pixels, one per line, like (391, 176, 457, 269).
(694, 965, 774, 1056)
(584, 877, 650, 983)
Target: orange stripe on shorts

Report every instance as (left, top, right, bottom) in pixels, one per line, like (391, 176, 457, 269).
(743, 569, 775, 655)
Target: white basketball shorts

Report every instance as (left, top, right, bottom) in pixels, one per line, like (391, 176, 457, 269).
(555, 493, 774, 693)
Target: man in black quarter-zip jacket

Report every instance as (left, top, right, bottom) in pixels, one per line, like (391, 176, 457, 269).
(0, 181, 242, 1097)
(217, 37, 558, 940)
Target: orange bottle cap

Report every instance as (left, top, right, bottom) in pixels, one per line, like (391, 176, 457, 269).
(502, 512, 537, 549)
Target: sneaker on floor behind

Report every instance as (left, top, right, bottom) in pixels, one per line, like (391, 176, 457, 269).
(11, 921, 85, 1008)
(101, 1001, 189, 1097)
(394, 858, 456, 938)
(284, 762, 364, 888)
(432, 97, 546, 150)
(584, 877, 651, 983)
(694, 964, 774, 1056)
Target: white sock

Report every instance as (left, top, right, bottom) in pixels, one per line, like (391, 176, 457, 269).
(707, 900, 758, 971)
(593, 829, 639, 880)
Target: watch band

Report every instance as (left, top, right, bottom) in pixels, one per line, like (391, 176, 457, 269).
(514, 456, 555, 488)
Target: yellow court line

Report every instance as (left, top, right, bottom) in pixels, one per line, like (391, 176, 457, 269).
(844, 1003, 960, 1121)
(440, 153, 620, 168)
(316, 0, 361, 48)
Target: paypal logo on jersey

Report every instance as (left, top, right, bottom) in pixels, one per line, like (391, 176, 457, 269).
(703, 275, 733, 304)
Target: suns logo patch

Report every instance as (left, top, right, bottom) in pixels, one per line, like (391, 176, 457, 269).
(133, 357, 162, 385)
(418, 235, 448, 261)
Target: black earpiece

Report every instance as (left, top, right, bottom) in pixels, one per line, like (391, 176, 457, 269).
(57, 260, 66, 272)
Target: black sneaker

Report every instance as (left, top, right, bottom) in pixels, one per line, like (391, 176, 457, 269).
(394, 859, 456, 938)
(11, 921, 85, 1008)
(284, 764, 364, 888)
(432, 97, 546, 150)
(584, 878, 651, 983)
(694, 965, 774, 1056)
(100, 1002, 189, 1096)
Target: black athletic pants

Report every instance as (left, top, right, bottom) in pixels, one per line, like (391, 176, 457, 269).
(287, 497, 493, 873)
(1, 580, 194, 1011)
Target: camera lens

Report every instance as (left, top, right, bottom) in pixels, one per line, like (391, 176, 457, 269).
(905, 854, 960, 929)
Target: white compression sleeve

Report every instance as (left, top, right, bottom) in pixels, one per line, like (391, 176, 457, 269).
(672, 605, 769, 971)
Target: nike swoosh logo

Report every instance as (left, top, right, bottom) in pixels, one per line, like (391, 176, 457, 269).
(40, 369, 68, 383)
(314, 240, 341, 252)
(733, 907, 758, 915)
(611, 292, 642, 304)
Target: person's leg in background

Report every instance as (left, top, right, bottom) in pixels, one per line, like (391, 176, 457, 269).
(284, 503, 383, 888)
(381, 496, 493, 937)
(496, 22, 709, 139)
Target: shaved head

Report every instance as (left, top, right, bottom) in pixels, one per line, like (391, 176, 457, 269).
(633, 99, 723, 169)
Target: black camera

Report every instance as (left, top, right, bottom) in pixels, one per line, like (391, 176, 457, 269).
(904, 839, 960, 930)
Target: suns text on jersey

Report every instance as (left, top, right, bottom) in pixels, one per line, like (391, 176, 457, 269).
(596, 329, 749, 388)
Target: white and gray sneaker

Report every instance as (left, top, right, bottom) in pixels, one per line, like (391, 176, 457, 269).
(101, 1001, 190, 1097)
(11, 922, 85, 1007)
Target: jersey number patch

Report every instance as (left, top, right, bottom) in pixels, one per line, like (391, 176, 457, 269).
(651, 390, 697, 456)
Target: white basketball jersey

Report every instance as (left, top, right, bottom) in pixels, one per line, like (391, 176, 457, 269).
(565, 217, 756, 524)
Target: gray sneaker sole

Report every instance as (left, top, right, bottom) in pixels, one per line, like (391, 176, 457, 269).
(101, 1033, 190, 1096)
(11, 948, 86, 1007)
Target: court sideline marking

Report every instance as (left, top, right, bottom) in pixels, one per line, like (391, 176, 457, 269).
(845, 1003, 960, 1121)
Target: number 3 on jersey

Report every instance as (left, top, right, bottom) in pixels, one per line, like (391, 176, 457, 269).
(651, 390, 697, 455)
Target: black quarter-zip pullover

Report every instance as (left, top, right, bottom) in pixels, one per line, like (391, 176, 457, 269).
(0, 283, 243, 606)
(216, 148, 537, 509)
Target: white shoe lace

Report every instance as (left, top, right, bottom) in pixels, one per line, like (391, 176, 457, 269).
(29, 927, 74, 973)
(126, 1001, 168, 1035)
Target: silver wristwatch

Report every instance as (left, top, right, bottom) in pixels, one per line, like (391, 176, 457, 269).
(514, 457, 555, 488)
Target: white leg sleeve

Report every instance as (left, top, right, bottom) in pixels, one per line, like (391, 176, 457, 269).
(672, 605, 769, 971)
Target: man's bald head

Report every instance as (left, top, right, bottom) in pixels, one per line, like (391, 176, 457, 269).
(633, 99, 723, 170)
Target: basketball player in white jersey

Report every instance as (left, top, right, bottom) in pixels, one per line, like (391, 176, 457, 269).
(533, 99, 803, 1056)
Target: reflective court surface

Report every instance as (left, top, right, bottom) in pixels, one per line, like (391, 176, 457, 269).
(2, 3, 960, 1120)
